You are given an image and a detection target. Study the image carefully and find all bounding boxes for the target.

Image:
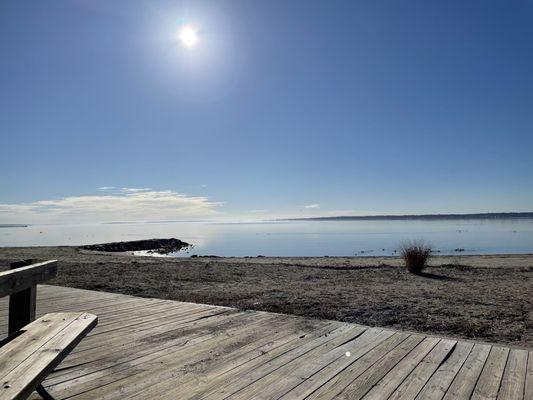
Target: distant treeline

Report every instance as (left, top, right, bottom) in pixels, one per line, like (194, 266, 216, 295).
(284, 212, 533, 221)
(0, 224, 28, 228)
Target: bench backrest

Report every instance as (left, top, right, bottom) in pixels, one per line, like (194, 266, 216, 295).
(0, 260, 57, 335)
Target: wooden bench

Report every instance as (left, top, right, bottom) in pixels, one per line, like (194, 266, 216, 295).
(0, 260, 97, 400)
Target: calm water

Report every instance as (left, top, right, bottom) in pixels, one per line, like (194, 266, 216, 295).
(1, 219, 533, 257)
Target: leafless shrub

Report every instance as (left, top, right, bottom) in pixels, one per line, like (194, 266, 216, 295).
(400, 240, 432, 274)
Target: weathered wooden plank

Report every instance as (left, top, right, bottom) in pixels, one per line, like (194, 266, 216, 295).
(471, 346, 510, 400)
(307, 332, 410, 400)
(54, 308, 241, 366)
(0, 312, 96, 400)
(45, 310, 268, 386)
(0, 297, 168, 337)
(525, 351, 533, 400)
(233, 326, 375, 399)
(88, 319, 309, 400)
(386, 339, 457, 400)
(0, 314, 75, 375)
(79, 302, 212, 338)
(143, 322, 324, 400)
(443, 343, 491, 400)
(178, 322, 344, 400)
(65, 316, 305, 399)
(0, 296, 138, 333)
(497, 349, 528, 400)
(189, 324, 365, 400)
(278, 329, 396, 399)
(65, 306, 230, 357)
(337, 334, 426, 399)
(415, 341, 474, 400)
(361, 337, 441, 400)
(49, 313, 312, 399)
(198, 322, 350, 400)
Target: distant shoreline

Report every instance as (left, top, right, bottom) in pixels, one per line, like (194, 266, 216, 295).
(2, 212, 533, 227)
(281, 211, 533, 222)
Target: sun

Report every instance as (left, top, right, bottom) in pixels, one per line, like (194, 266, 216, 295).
(178, 26, 199, 48)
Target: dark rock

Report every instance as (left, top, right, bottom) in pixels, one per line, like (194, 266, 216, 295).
(81, 238, 190, 255)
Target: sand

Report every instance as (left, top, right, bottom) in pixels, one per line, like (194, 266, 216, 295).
(0, 246, 531, 348)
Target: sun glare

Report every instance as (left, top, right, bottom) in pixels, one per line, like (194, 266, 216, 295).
(178, 26, 199, 48)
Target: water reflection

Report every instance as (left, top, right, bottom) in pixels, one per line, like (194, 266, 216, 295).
(1, 219, 532, 257)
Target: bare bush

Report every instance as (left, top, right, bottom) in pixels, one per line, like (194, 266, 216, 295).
(400, 240, 432, 274)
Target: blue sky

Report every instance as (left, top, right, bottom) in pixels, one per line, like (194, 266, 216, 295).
(1, 0, 532, 223)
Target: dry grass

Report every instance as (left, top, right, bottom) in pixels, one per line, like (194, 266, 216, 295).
(399, 240, 432, 274)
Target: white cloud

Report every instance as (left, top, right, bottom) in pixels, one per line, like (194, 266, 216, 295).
(303, 204, 320, 209)
(98, 186, 116, 190)
(120, 187, 152, 193)
(0, 190, 223, 224)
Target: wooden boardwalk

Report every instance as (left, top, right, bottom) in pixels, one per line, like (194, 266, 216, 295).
(1, 285, 530, 400)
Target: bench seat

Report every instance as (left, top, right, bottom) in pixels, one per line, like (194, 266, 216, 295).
(0, 312, 97, 400)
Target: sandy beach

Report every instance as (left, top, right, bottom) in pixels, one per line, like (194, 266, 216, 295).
(0, 245, 531, 348)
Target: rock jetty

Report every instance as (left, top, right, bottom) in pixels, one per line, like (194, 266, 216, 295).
(82, 238, 190, 254)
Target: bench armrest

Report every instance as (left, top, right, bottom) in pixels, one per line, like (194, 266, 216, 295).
(0, 261, 57, 298)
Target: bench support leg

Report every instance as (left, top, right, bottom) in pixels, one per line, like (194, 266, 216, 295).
(36, 385, 56, 400)
(8, 259, 37, 335)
